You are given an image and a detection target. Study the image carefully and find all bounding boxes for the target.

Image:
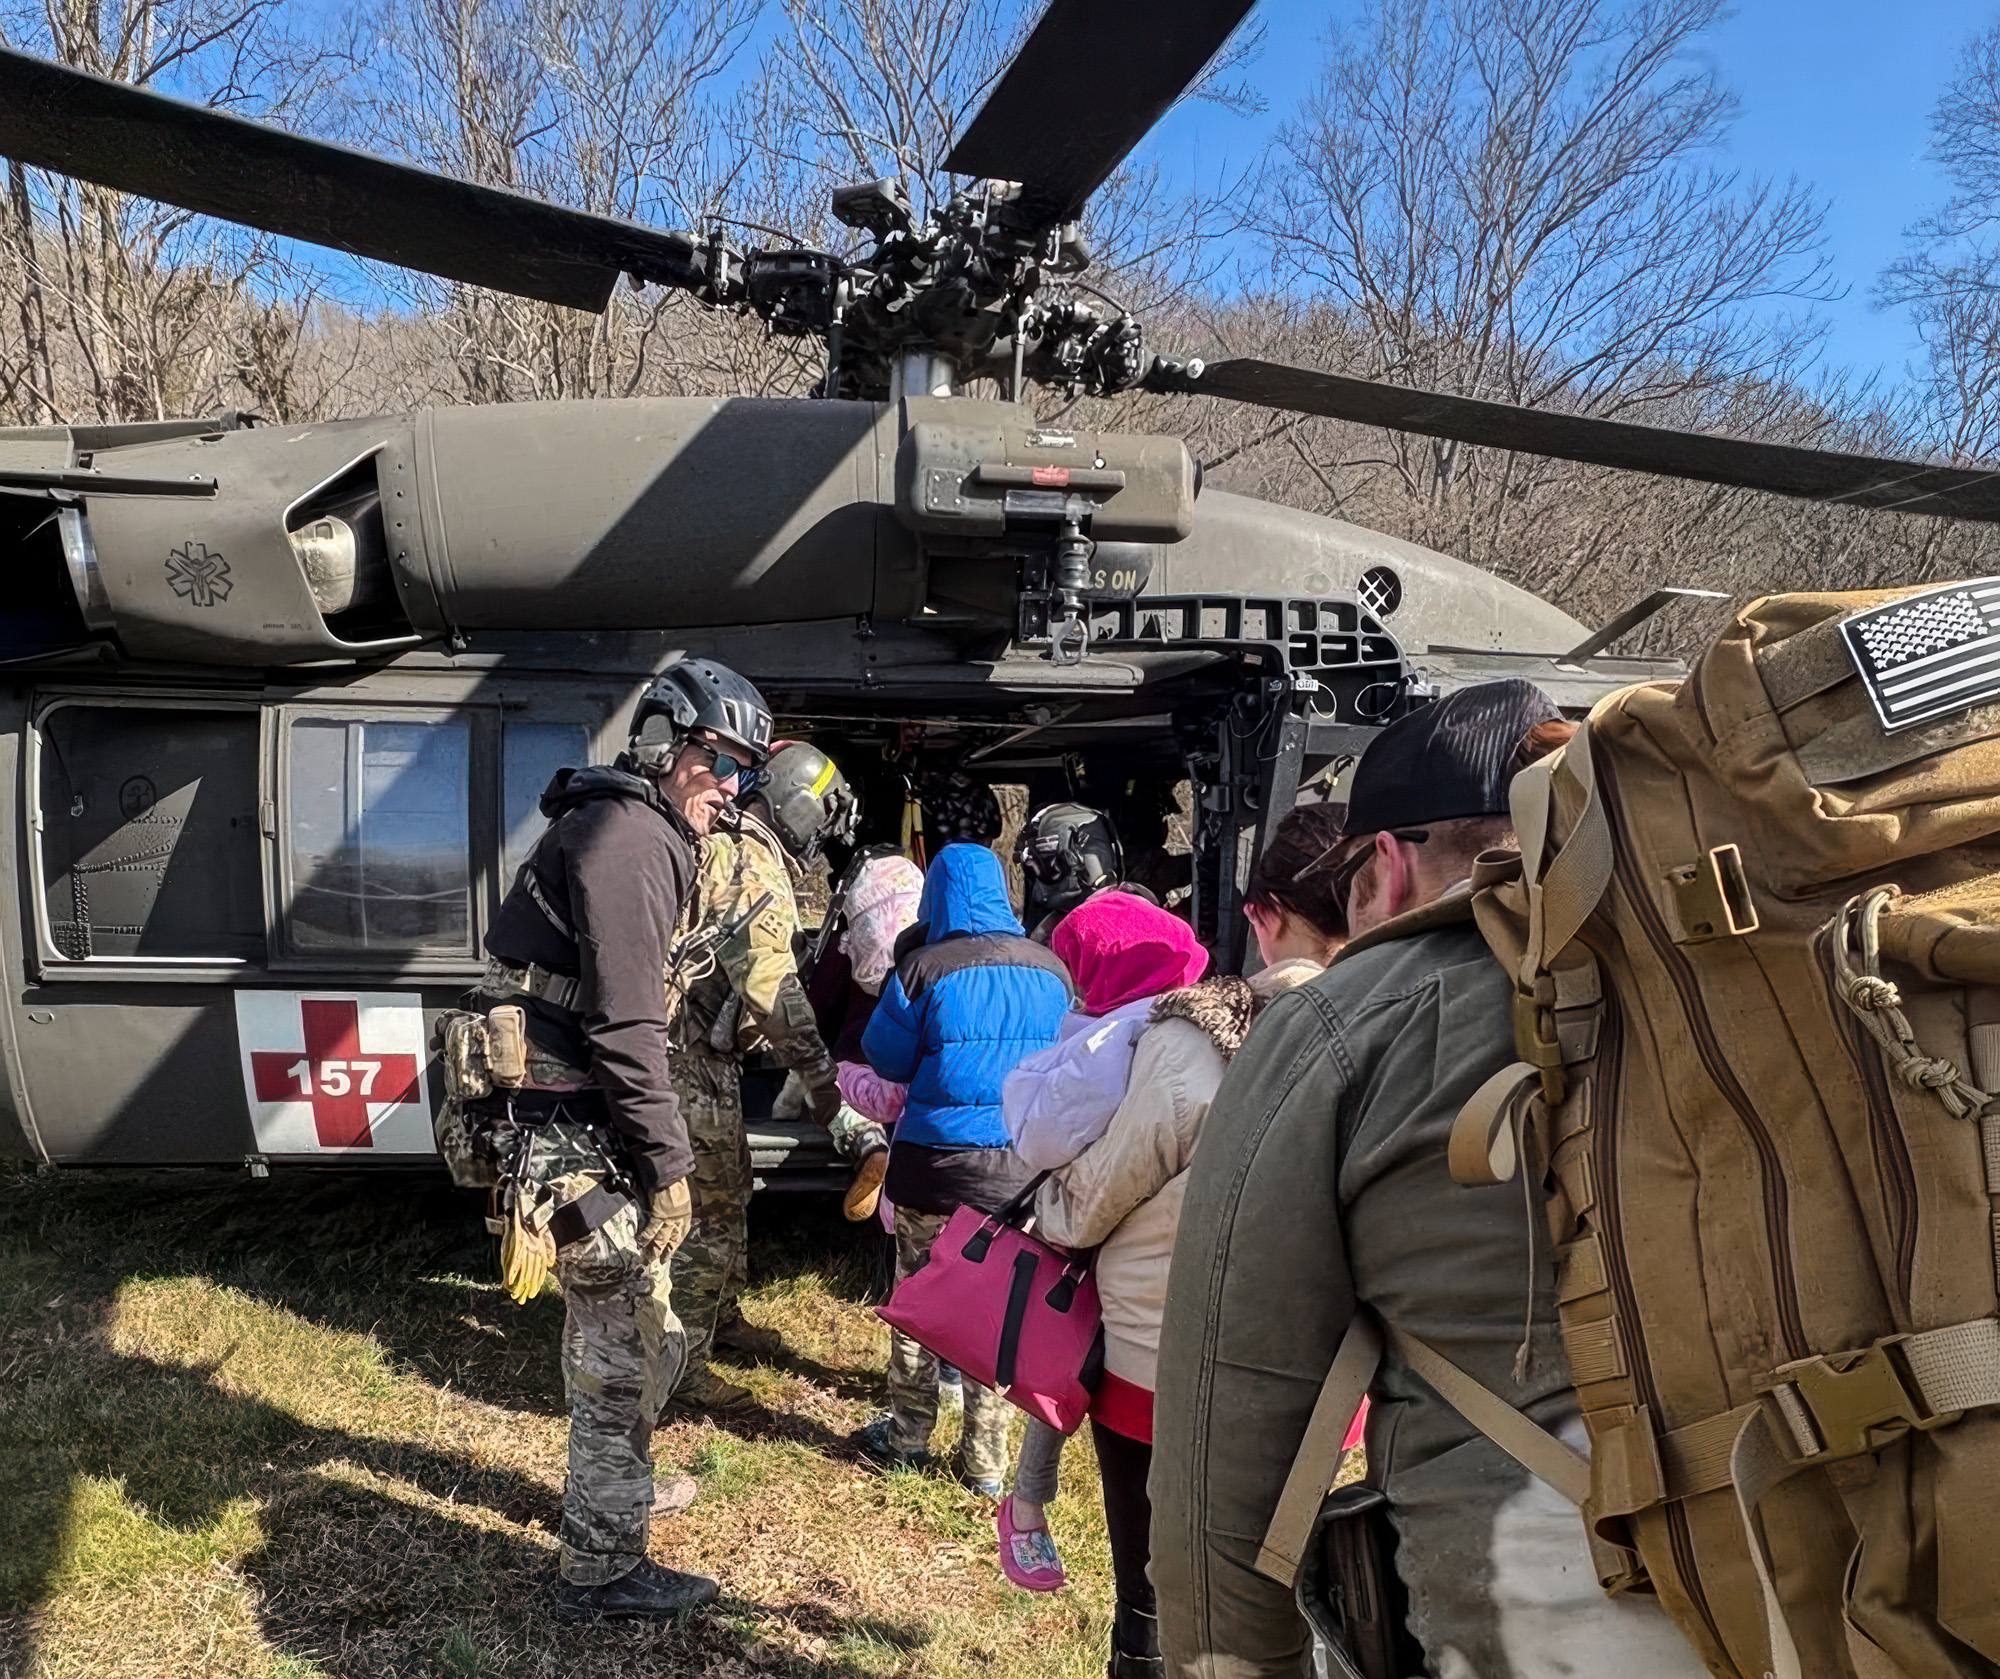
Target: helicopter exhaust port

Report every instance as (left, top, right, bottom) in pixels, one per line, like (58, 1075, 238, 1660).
(283, 454, 416, 648)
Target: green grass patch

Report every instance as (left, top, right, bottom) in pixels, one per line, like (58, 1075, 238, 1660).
(0, 1170, 1116, 1677)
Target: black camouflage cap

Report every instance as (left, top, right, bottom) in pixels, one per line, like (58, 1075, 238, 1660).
(917, 766, 1002, 842)
(1344, 679, 1562, 834)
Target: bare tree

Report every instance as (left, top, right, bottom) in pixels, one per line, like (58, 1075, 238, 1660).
(1075, 0, 1970, 643)
(348, 0, 759, 406)
(1255, 0, 1829, 484)
(1880, 17, 2000, 463)
(0, 0, 342, 423)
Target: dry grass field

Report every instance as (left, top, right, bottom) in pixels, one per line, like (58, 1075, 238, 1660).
(0, 1168, 1117, 1678)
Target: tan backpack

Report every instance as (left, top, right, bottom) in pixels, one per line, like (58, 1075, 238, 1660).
(1262, 584, 2000, 1678)
(1465, 585, 2000, 1678)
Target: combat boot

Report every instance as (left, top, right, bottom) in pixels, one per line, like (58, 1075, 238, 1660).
(852, 1413, 934, 1473)
(671, 1367, 755, 1412)
(552, 1557, 720, 1622)
(714, 1313, 784, 1360)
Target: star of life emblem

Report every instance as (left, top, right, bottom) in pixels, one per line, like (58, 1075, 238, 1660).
(166, 540, 232, 607)
(1840, 579, 2000, 733)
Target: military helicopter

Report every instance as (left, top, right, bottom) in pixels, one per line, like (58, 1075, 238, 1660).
(2, 0, 1997, 1179)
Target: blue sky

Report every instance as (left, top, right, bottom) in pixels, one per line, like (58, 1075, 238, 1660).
(1140, 0, 1995, 389)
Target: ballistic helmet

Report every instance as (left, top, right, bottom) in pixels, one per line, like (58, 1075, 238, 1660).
(628, 657, 773, 773)
(755, 742, 860, 860)
(1015, 802, 1122, 913)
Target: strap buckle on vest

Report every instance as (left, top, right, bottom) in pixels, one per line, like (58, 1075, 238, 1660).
(490, 959, 581, 1013)
(1759, 1337, 1963, 1464)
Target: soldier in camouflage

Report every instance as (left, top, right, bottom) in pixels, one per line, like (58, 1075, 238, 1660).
(457, 655, 775, 1622)
(669, 741, 885, 1410)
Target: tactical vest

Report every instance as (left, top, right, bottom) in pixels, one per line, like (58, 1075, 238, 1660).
(666, 815, 793, 1054)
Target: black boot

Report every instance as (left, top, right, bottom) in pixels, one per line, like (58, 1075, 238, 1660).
(553, 1557, 720, 1621)
(1108, 1602, 1162, 1678)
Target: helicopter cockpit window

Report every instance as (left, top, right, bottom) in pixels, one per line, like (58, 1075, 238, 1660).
(286, 717, 472, 954)
(502, 722, 591, 882)
(36, 703, 263, 961)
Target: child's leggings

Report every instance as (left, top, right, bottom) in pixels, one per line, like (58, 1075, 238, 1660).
(1012, 1416, 1066, 1504)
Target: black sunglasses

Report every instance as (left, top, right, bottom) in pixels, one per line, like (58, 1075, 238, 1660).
(685, 737, 753, 784)
(1327, 829, 1430, 906)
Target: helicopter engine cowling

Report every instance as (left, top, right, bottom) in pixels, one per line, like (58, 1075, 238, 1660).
(35, 397, 1200, 668)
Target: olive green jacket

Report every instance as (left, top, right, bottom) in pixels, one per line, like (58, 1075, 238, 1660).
(1150, 907, 1705, 1678)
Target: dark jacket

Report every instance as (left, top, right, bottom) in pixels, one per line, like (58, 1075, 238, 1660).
(805, 945, 876, 1065)
(862, 842, 1071, 1151)
(485, 763, 697, 1192)
(1151, 905, 1701, 1678)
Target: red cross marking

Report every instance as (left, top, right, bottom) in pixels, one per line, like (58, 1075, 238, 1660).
(250, 998, 421, 1148)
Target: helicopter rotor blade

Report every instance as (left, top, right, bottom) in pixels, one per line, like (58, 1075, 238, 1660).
(0, 45, 711, 312)
(1146, 357, 2000, 522)
(944, 0, 1258, 227)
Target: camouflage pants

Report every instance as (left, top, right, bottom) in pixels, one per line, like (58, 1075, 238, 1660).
(526, 1112, 686, 1587)
(884, 1206, 1012, 1485)
(667, 1049, 751, 1380)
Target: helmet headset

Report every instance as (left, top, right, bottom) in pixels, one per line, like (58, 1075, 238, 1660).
(627, 657, 774, 785)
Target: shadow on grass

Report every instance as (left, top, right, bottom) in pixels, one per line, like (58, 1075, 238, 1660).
(758, 1345, 887, 1408)
(0, 1167, 916, 1679)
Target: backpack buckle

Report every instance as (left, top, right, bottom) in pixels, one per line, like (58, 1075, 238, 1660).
(1513, 987, 1564, 1069)
(1760, 1338, 1962, 1464)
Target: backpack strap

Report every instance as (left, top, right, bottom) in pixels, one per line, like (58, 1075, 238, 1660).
(1448, 1061, 1540, 1186)
(1730, 1313, 2000, 1679)
(1515, 724, 1615, 980)
(1256, 1313, 1383, 1585)
(1382, 1322, 1591, 1507)
(1255, 1311, 1592, 1587)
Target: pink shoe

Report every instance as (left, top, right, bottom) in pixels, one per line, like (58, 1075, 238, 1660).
(995, 1494, 1066, 1592)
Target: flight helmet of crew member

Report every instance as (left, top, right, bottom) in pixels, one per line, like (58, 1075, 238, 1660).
(626, 658, 774, 831)
(1015, 801, 1123, 923)
(751, 742, 861, 862)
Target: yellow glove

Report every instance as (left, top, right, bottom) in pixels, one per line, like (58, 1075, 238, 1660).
(638, 1178, 693, 1264)
(498, 1204, 557, 1304)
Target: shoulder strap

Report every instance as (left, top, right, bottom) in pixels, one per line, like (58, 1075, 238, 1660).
(520, 862, 577, 944)
(1255, 1314, 1383, 1585)
(1255, 1312, 1592, 1588)
(1514, 726, 1615, 980)
(996, 1169, 1055, 1227)
(1379, 1321, 1591, 1505)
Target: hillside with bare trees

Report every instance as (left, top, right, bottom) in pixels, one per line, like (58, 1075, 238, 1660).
(5, 0, 2000, 637)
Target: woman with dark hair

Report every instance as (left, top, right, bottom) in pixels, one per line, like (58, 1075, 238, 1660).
(1242, 802, 1353, 969)
(993, 812, 1358, 1676)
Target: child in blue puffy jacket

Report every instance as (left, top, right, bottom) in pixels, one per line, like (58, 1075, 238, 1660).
(850, 840, 1072, 1493)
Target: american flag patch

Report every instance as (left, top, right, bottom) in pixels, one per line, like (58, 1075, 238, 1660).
(1841, 579, 2000, 732)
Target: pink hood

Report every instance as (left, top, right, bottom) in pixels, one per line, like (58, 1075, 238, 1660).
(1051, 890, 1209, 1015)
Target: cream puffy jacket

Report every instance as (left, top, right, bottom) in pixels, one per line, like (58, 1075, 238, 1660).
(1033, 958, 1321, 1390)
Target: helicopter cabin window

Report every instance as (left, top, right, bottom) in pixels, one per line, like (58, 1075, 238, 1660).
(502, 721, 592, 882)
(286, 717, 472, 954)
(37, 704, 264, 961)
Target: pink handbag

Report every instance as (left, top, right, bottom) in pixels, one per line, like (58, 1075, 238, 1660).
(877, 1179, 1104, 1433)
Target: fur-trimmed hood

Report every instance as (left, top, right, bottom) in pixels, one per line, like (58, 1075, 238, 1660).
(1150, 956, 1324, 1061)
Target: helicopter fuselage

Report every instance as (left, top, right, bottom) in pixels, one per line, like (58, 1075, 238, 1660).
(0, 396, 1665, 1176)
